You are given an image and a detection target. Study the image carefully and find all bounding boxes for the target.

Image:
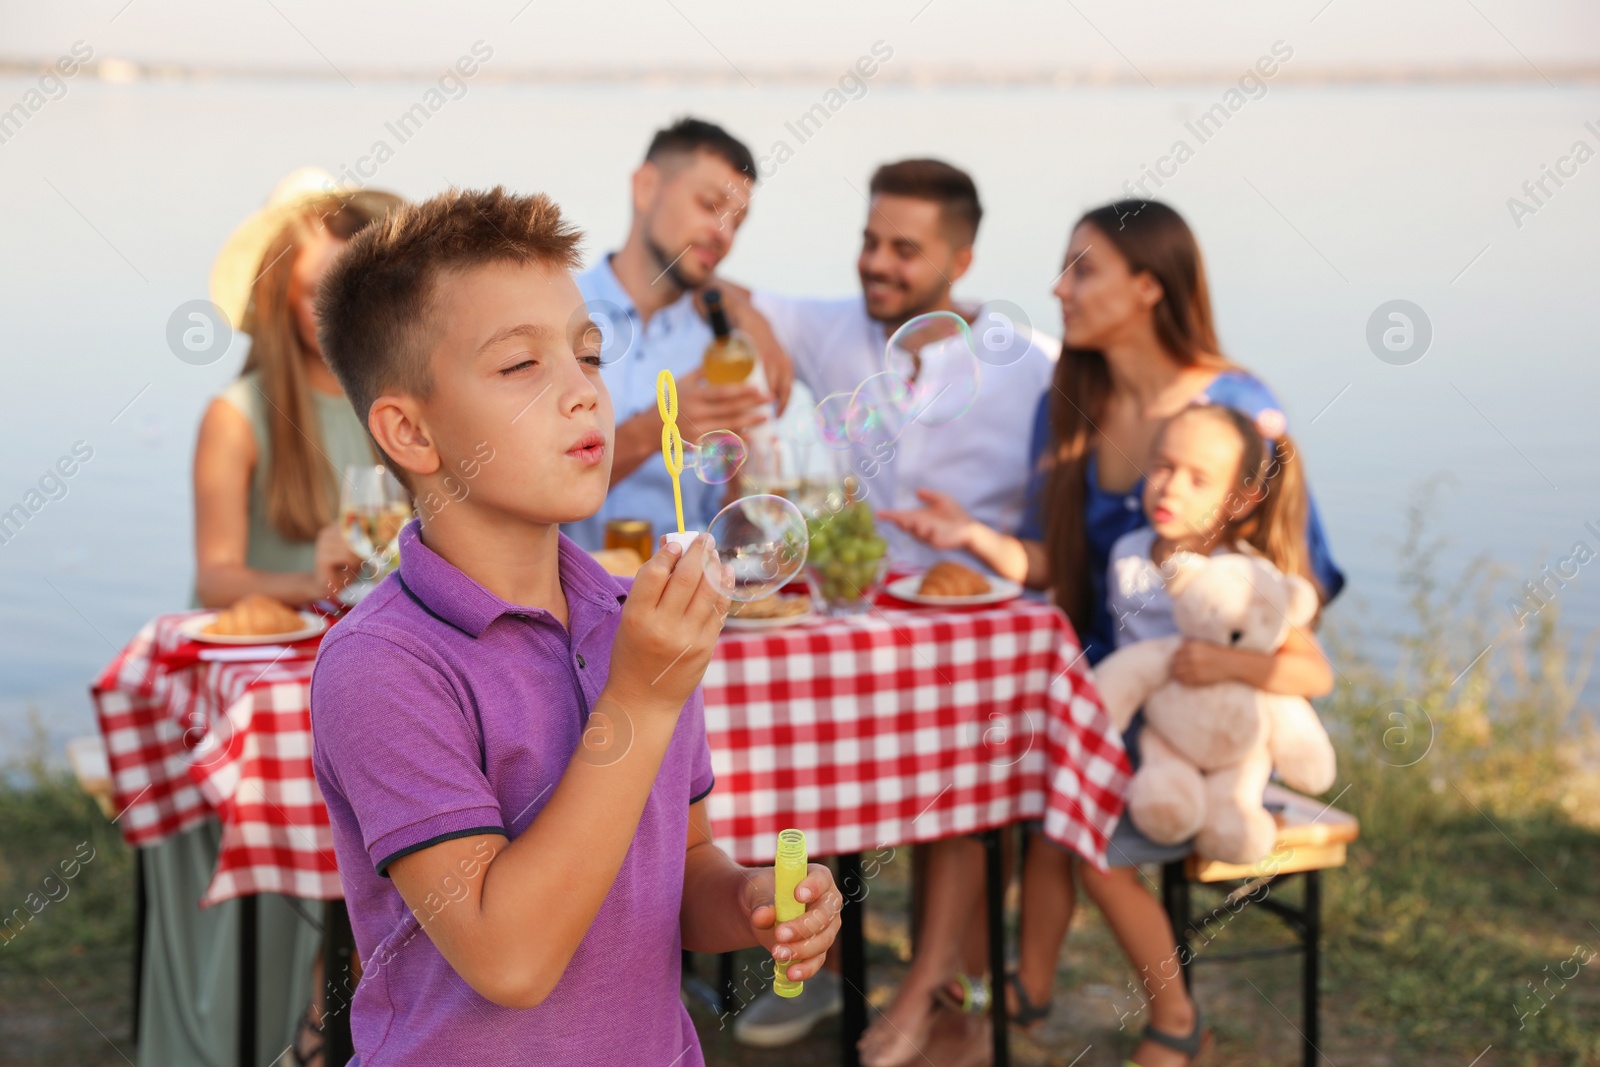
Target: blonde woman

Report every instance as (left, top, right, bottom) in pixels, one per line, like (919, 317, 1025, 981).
(139, 171, 402, 1067)
(195, 172, 403, 607)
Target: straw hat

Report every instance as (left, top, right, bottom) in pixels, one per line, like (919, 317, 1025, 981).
(208, 167, 399, 333)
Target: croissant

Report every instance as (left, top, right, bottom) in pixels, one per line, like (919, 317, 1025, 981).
(590, 548, 645, 578)
(204, 595, 305, 637)
(731, 594, 811, 620)
(917, 561, 991, 597)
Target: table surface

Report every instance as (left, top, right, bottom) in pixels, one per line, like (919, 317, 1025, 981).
(93, 597, 1129, 905)
(704, 599, 1128, 867)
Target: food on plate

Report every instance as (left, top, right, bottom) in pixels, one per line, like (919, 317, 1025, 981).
(203, 594, 305, 637)
(729, 594, 812, 620)
(805, 500, 888, 607)
(590, 547, 645, 578)
(591, 547, 645, 577)
(917, 560, 992, 598)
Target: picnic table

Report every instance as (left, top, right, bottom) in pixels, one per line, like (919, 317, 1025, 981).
(93, 590, 1129, 1066)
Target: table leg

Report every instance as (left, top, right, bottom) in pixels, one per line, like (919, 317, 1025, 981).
(1159, 862, 1194, 993)
(132, 848, 146, 1047)
(238, 894, 257, 1067)
(323, 900, 355, 1066)
(1303, 870, 1321, 1067)
(837, 851, 865, 1067)
(983, 829, 1010, 1067)
(718, 951, 737, 1014)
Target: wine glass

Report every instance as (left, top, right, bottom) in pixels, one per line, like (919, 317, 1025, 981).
(739, 428, 798, 500)
(339, 465, 411, 602)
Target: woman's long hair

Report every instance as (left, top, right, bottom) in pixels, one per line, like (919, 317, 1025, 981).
(239, 191, 400, 542)
(1041, 200, 1227, 633)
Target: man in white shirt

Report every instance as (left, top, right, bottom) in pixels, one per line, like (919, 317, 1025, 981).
(744, 160, 1057, 571)
(567, 117, 790, 550)
(722, 160, 1057, 1061)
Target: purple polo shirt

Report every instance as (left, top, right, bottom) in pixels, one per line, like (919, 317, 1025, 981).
(311, 520, 714, 1066)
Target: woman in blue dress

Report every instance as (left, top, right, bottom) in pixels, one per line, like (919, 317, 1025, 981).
(882, 200, 1343, 1065)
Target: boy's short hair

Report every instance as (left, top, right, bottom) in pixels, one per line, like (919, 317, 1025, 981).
(869, 158, 983, 248)
(645, 116, 756, 181)
(317, 187, 584, 476)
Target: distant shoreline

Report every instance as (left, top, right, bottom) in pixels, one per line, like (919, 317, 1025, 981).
(0, 57, 1597, 88)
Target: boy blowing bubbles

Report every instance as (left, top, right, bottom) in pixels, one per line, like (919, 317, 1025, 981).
(309, 187, 840, 1064)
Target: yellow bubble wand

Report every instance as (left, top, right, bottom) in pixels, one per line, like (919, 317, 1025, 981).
(656, 369, 686, 536)
(772, 828, 808, 997)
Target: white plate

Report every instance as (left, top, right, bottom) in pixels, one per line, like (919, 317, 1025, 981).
(885, 574, 1023, 607)
(178, 611, 329, 646)
(338, 579, 376, 607)
(723, 596, 817, 631)
(723, 609, 818, 632)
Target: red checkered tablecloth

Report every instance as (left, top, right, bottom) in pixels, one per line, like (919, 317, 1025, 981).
(704, 600, 1129, 868)
(92, 599, 1129, 907)
(92, 612, 338, 905)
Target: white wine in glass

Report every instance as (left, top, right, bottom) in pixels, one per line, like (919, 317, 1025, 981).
(340, 465, 411, 577)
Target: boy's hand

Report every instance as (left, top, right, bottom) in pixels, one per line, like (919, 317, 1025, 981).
(743, 863, 842, 985)
(606, 534, 729, 714)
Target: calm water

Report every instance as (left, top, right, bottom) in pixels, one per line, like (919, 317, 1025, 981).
(3, 77, 1598, 756)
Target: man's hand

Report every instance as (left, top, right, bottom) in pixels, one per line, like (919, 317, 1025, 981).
(742, 863, 842, 986)
(609, 367, 771, 485)
(730, 303, 794, 414)
(1169, 640, 1237, 687)
(676, 369, 770, 441)
(605, 535, 729, 714)
(698, 282, 794, 414)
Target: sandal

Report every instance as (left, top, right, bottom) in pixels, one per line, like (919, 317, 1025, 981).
(1006, 972, 1053, 1030)
(292, 1003, 324, 1067)
(933, 972, 1052, 1030)
(1126, 1006, 1210, 1066)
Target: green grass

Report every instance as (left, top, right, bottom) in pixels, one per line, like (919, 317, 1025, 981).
(0, 731, 136, 1065)
(1325, 813, 1600, 1057)
(1303, 493, 1600, 1062)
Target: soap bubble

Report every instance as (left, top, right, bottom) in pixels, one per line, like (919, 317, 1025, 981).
(686, 429, 746, 485)
(884, 311, 981, 428)
(812, 311, 985, 452)
(845, 372, 916, 450)
(813, 391, 856, 450)
(704, 494, 810, 602)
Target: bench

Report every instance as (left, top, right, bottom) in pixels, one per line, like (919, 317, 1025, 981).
(1159, 784, 1360, 1067)
(696, 787, 1356, 1067)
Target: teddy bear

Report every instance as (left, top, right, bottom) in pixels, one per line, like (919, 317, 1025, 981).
(1091, 550, 1338, 865)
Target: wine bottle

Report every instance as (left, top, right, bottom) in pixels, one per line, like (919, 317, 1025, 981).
(700, 289, 758, 385)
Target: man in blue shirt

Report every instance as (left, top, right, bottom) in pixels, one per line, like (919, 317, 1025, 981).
(568, 118, 790, 550)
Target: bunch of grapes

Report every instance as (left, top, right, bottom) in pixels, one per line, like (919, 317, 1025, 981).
(805, 501, 888, 604)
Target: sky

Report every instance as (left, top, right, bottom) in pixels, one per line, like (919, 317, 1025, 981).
(3, 0, 1599, 82)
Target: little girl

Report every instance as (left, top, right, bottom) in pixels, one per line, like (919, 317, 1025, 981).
(884, 402, 1334, 1066)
